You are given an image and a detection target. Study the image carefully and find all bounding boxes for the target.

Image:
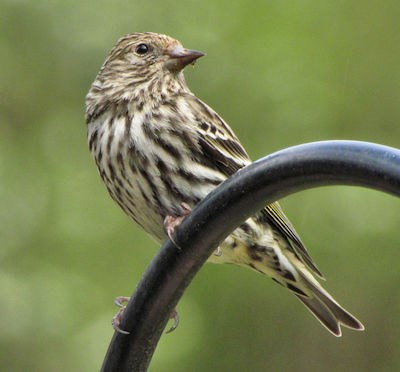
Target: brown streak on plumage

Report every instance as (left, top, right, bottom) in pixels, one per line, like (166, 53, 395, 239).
(85, 32, 364, 337)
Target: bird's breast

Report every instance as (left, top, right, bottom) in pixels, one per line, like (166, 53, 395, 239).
(87, 106, 224, 240)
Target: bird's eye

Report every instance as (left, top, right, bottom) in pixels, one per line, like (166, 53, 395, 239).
(135, 43, 149, 55)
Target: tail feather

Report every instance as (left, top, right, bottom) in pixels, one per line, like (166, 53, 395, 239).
(296, 295, 341, 336)
(309, 282, 364, 331)
(220, 234, 364, 336)
(295, 270, 364, 336)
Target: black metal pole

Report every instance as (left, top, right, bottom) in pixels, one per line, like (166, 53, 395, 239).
(101, 140, 400, 371)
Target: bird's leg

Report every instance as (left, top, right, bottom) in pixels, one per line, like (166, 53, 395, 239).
(164, 202, 192, 241)
(112, 296, 180, 334)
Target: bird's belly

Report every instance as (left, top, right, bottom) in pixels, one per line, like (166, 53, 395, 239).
(97, 154, 218, 241)
(100, 164, 170, 241)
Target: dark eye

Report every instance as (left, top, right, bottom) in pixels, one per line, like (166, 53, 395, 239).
(135, 43, 149, 55)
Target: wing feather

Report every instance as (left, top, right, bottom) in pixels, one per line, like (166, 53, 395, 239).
(187, 94, 323, 278)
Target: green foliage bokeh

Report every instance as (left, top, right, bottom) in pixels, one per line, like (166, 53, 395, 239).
(1, 1, 399, 371)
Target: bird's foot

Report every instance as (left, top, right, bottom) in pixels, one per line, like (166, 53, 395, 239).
(164, 215, 186, 240)
(166, 308, 180, 334)
(112, 296, 179, 335)
(213, 246, 222, 256)
(112, 296, 130, 335)
(164, 203, 191, 244)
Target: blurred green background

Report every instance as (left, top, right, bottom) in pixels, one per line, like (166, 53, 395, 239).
(1, 0, 399, 371)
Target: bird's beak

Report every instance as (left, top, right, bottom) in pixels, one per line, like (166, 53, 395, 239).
(164, 45, 205, 72)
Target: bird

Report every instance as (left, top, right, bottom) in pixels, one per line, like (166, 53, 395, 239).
(85, 32, 364, 336)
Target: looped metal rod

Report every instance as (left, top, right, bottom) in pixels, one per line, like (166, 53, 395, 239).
(101, 140, 400, 372)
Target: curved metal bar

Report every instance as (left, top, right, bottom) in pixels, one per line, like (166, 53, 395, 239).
(101, 140, 400, 371)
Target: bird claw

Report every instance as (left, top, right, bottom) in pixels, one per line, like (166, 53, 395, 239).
(214, 247, 222, 256)
(111, 296, 179, 335)
(164, 203, 192, 246)
(112, 296, 130, 335)
(164, 215, 186, 241)
(165, 309, 179, 334)
(114, 296, 130, 308)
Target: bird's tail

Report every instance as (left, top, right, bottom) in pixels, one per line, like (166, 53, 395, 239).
(291, 268, 364, 336)
(216, 232, 364, 336)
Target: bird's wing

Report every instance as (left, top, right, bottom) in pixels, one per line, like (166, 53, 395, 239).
(261, 204, 324, 278)
(189, 97, 250, 176)
(188, 95, 323, 278)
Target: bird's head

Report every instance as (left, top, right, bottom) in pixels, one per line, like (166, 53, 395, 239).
(106, 32, 204, 74)
(86, 32, 204, 121)
(89, 32, 204, 101)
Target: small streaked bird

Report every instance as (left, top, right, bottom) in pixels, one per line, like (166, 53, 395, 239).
(86, 32, 364, 336)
